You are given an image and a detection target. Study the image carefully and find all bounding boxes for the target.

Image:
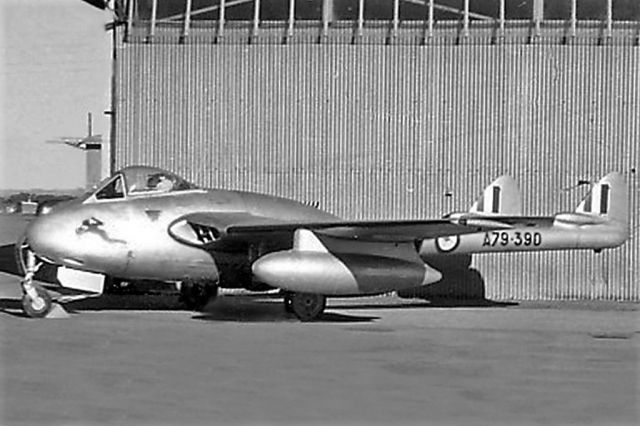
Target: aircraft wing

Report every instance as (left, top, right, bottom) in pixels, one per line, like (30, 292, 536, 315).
(228, 219, 511, 241)
(168, 211, 514, 248)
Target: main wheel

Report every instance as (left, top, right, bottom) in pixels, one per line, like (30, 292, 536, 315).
(290, 292, 326, 322)
(22, 284, 52, 318)
(179, 280, 218, 311)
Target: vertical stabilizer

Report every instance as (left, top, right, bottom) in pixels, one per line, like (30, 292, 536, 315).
(575, 172, 629, 228)
(470, 175, 522, 216)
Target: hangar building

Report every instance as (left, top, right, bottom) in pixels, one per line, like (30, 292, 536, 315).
(108, 0, 639, 300)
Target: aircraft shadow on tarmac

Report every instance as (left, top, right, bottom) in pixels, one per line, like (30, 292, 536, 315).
(334, 298, 518, 311)
(0, 294, 186, 317)
(193, 298, 380, 323)
(0, 296, 379, 322)
(386, 268, 519, 309)
(0, 292, 514, 322)
(194, 311, 379, 323)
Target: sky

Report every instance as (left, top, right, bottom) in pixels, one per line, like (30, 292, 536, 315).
(0, 0, 112, 190)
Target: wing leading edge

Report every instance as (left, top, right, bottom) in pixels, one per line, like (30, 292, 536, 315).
(168, 213, 513, 248)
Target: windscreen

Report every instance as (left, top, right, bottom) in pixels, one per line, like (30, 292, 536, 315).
(95, 175, 126, 200)
(122, 167, 198, 195)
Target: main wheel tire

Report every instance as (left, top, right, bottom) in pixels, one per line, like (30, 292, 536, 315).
(290, 292, 326, 322)
(22, 285, 52, 318)
(179, 280, 218, 311)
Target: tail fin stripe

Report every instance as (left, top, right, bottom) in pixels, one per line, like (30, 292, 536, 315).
(492, 186, 501, 213)
(600, 184, 609, 214)
(469, 175, 521, 216)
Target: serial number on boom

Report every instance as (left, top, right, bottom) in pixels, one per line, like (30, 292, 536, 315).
(482, 231, 542, 247)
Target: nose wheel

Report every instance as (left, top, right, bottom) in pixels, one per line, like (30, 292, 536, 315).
(22, 282, 52, 318)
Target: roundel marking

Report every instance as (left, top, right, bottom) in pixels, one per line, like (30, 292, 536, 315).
(435, 235, 460, 253)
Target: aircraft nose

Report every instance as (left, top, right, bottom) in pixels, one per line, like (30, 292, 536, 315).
(25, 213, 67, 263)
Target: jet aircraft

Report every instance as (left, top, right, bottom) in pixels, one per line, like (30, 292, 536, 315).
(16, 166, 629, 320)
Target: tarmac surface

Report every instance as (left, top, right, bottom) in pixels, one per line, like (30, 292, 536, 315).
(1, 213, 639, 425)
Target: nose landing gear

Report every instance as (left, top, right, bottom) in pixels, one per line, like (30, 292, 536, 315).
(20, 250, 52, 318)
(22, 281, 52, 318)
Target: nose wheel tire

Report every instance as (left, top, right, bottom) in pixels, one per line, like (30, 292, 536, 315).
(22, 284, 52, 318)
(290, 292, 326, 322)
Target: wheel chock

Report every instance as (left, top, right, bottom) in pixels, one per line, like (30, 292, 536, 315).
(44, 303, 70, 319)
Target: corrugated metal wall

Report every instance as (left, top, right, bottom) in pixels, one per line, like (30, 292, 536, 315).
(114, 28, 639, 300)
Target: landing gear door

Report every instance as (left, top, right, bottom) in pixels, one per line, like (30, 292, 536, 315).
(57, 266, 105, 294)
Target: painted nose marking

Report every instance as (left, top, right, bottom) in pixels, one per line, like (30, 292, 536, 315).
(75, 217, 127, 245)
(76, 217, 104, 234)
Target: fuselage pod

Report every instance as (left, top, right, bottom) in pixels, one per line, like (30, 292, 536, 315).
(252, 249, 441, 296)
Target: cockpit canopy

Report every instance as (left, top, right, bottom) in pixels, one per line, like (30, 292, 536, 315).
(86, 166, 199, 202)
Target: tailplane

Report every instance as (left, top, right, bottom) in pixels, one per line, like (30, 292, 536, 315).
(553, 172, 629, 249)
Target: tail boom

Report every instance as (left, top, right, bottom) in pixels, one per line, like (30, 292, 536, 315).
(420, 220, 626, 258)
(421, 172, 629, 257)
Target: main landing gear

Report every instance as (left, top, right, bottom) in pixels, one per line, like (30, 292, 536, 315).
(20, 250, 52, 318)
(286, 292, 326, 322)
(179, 279, 218, 311)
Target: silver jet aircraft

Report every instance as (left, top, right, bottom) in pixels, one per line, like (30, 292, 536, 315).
(16, 166, 628, 320)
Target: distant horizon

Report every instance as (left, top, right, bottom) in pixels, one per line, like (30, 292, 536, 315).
(0, 187, 86, 197)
